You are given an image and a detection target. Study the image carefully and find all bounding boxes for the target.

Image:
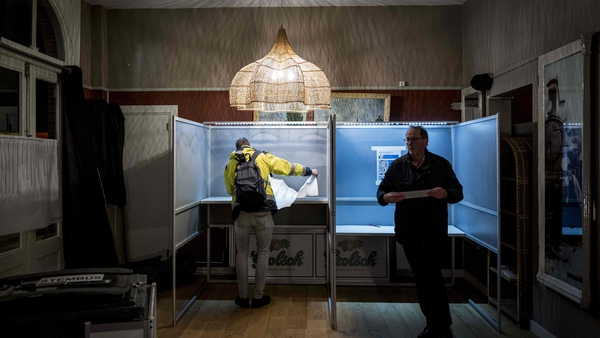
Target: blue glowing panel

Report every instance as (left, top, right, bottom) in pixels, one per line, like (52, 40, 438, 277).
(335, 125, 453, 227)
(452, 116, 499, 251)
(335, 125, 453, 198)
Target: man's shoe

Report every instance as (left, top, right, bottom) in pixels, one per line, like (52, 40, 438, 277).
(250, 295, 271, 308)
(419, 327, 452, 338)
(235, 295, 249, 308)
(417, 326, 429, 338)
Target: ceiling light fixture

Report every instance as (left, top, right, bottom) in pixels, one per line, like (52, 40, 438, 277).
(229, 27, 331, 113)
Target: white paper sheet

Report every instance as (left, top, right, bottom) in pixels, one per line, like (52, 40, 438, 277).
(270, 176, 318, 210)
(297, 175, 318, 198)
(270, 177, 298, 209)
(402, 189, 430, 199)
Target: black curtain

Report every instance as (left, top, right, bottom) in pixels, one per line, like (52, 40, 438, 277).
(0, 1, 5, 37)
(61, 66, 126, 268)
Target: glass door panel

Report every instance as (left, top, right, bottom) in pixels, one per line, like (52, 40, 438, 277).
(35, 78, 56, 139)
(1, 0, 32, 48)
(0, 66, 21, 135)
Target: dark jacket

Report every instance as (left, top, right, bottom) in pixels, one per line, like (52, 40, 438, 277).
(377, 149, 463, 251)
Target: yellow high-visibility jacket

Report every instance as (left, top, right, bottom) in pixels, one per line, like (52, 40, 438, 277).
(224, 146, 313, 220)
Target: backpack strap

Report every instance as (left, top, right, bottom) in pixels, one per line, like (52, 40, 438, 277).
(250, 149, 263, 162)
(249, 150, 272, 187)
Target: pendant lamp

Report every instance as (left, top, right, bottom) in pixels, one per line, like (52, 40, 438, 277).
(229, 27, 331, 113)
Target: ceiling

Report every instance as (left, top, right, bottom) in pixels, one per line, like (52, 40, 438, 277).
(85, 0, 466, 9)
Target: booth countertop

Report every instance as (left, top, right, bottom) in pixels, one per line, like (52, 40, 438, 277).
(201, 196, 329, 204)
(335, 225, 465, 236)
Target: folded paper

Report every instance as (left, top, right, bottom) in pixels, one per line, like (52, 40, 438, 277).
(402, 189, 430, 199)
(270, 176, 318, 210)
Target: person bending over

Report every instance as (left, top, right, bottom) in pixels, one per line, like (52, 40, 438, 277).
(224, 137, 318, 309)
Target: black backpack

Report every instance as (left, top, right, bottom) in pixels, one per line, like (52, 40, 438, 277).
(235, 150, 267, 203)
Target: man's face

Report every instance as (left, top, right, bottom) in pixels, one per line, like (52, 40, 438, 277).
(406, 128, 428, 158)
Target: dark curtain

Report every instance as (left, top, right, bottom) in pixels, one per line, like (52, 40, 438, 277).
(0, 1, 5, 37)
(61, 66, 126, 268)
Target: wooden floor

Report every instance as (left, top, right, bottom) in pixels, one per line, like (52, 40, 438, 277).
(155, 280, 538, 338)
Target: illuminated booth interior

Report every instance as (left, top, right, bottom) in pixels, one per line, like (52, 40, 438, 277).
(123, 112, 500, 328)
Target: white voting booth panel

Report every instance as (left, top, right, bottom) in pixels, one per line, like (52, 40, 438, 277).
(207, 123, 329, 198)
(122, 106, 208, 326)
(122, 107, 175, 262)
(123, 107, 207, 262)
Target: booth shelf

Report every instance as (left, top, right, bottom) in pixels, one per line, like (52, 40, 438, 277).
(488, 138, 532, 329)
(336, 225, 395, 235)
(501, 209, 517, 217)
(501, 241, 517, 252)
(201, 197, 329, 204)
(336, 197, 378, 202)
(490, 266, 517, 282)
(336, 225, 465, 237)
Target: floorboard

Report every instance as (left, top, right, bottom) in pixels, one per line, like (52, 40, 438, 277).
(156, 282, 538, 338)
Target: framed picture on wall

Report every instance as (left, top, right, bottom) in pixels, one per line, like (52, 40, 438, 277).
(253, 111, 308, 121)
(537, 34, 592, 307)
(251, 93, 391, 122)
(314, 92, 391, 123)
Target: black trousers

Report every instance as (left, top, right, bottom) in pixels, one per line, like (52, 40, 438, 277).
(403, 244, 452, 330)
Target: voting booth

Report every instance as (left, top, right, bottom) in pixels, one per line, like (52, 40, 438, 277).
(331, 115, 501, 328)
(123, 110, 500, 329)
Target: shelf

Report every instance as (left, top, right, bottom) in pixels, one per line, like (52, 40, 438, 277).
(490, 267, 517, 283)
(336, 197, 379, 203)
(501, 209, 516, 216)
(201, 196, 329, 204)
(488, 296, 518, 322)
(336, 225, 394, 235)
(493, 136, 532, 328)
(335, 225, 465, 237)
(501, 241, 517, 251)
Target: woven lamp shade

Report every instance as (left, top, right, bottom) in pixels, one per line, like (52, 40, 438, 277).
(229, 27, 331, 113)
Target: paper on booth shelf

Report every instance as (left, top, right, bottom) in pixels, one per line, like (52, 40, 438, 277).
(270, 176, 318, 210)
(402, 189, 430, 199)
(270, 177, 298, 209)
(297, 176, 318, 198)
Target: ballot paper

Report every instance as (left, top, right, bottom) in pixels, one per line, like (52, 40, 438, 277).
(297, 175, 318, 198)
(270, 176, 318, 210)
(402, 189, 430, 199)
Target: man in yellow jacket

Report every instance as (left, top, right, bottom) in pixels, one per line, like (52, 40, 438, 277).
(224, 137, 318, 309)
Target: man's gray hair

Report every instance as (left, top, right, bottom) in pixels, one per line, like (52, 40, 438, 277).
(408, 126, 428, 139)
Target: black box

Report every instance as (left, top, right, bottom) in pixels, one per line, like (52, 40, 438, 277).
(0, 268, 156, 338)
